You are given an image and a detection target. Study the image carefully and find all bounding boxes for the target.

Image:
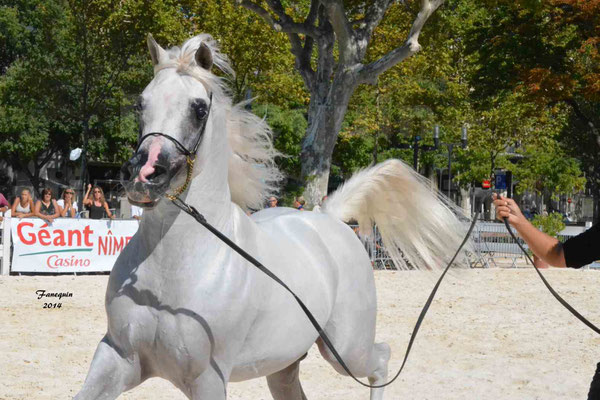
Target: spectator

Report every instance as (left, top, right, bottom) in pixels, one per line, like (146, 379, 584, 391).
(294, 196, 306, 211)
(34, 188, 60, 224)
(131, 204, 143, 220)
(83, 184, 114, 219)
(313, 195, 328, 212)
(0, 192, 9, 214)
(57, 187, 78, 218)
(267, 196, 278, 208)
(11, 188, 34, 219)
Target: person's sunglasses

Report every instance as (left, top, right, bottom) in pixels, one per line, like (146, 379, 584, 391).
(65, 191, 74, 194)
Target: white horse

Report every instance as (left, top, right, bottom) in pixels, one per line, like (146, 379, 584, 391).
(74, 34, 467, 400)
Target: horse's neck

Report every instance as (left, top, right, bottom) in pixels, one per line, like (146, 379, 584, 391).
(137, 128, 252, 264)
(134, 105, 259, 273)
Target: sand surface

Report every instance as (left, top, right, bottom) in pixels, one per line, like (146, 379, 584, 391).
(1, 268, 599, 399)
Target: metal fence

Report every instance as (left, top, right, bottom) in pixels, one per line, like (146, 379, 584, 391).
(350, 221, 596, 270)
(469, 222, 531, 268)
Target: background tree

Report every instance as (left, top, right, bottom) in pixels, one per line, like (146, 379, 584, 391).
(465, 0, 598, 219)
(0, 0, 196, 197)
(240, 0, 446, 205)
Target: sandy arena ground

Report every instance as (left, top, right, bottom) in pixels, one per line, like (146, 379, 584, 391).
(1, 268, 599, 400)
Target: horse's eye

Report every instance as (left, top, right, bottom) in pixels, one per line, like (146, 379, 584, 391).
(192, 100, 208, 120)
(134, 97, 144, 112)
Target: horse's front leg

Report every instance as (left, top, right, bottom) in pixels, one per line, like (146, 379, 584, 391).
(74, 335, 142, 400)
(190, 362, 229, 400)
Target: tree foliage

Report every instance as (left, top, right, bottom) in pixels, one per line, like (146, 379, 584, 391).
(0, 0, 300, 194)
(0, 0, 591, 213)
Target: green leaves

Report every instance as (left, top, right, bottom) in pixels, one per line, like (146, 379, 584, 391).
(254, 103, 306, 180)
(532, 212, 565, 237)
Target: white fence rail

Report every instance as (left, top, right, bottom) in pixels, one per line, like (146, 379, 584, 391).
(0, 210, 12, 275)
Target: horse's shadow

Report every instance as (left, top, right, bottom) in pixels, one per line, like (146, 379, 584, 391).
(115, 281, 226, 390)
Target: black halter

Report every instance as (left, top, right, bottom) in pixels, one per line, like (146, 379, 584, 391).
(135, 92, 213, 159)
(131, 93, 213, 201)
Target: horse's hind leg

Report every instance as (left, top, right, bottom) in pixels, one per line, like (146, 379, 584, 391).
(74, 336, 142, 400)
(266, 357, 308, 400)
(366, 342, 391, 400)
(317, 339, 390, 400)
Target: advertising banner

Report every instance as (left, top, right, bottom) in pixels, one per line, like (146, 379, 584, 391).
(11, 218, 139, 273)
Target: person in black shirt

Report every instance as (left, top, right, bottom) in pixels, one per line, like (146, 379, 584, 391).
(83, 184, 114, 219)
(493, 193, 600, 399)
(35, 187, 60, 224)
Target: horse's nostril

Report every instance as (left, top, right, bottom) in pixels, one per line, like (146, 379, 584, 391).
(120, 161, 134, 182)
(146, 164, 168, 183)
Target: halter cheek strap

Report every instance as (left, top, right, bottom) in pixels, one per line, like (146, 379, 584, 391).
(134, 93, 213, 201)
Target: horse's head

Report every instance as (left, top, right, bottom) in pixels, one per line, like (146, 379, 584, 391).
(121, 35, 217, 208)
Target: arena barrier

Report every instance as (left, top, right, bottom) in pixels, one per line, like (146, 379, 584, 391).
(0, 218, 594, 273)
(469, 222, 531, 268)
(352, 221, 592, 270)
(0, 210, 11, 275)
(9, 217, 139, 274)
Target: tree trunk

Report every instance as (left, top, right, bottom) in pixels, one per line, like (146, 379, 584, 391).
(460, 186, 471, 217)
(300, 76, 356, 206)
(240, 0, 445, 208)
(593, 186, 599, 225)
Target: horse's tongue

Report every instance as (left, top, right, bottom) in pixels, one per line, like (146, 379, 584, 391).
(136, 140, 162, 183)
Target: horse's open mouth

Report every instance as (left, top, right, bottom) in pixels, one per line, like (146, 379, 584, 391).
(121, 178, 168, 209)
(128, 197, 161, 209)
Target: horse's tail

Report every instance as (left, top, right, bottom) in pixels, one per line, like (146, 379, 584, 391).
(323, 159, 471, 270)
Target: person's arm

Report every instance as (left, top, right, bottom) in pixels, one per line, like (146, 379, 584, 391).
(11, 198, 20, 217)
(59, 201, 69, 217)
(104, 202, 114, 219)
(0, 195, 8, 213)
(34, 200, 52, 224)
(493, 194, 566, 268)
(58, 201, 66, 217)
(50, 200, 61, 219)
(59, 200, 75, 218)
(69, 203, 76, 218)
(83, 184, 92, 206)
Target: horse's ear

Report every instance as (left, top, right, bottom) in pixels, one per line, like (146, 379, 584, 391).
(147, 33, 168, 66)
(195, 42, 213, 71)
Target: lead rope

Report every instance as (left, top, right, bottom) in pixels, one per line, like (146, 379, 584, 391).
(502, 219, 600, 335)
(169, 195, 479, 389)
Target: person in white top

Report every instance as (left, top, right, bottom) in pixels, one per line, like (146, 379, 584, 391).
(11, 188, 34, 218)
(131, 204, 143, 220)
(57, 188, 78, 218)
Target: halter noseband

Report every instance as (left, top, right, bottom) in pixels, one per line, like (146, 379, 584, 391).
(134, 93, 213, 201)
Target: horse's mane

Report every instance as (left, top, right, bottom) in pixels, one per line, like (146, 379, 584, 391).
(153, 34, 282, 211)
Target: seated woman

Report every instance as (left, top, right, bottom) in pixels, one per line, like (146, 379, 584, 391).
(0, 192, 9, 214)
(0, 192, 8, 222)
(57, 187, 78, 218)
(293, 196, 306, 211)
(83, 184, 114, 219)
(11, 188, 35, 218)
(34, 188, 60, 224)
